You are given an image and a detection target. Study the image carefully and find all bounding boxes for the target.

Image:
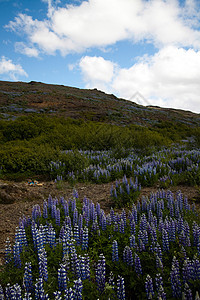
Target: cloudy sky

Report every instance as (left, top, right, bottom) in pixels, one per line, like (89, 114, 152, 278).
(0, 0, 200, 113)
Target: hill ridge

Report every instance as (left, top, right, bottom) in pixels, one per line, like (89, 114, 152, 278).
(0, 80, 199, 126)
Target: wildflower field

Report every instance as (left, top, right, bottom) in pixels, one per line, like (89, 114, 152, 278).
(1, 146, 200, 299)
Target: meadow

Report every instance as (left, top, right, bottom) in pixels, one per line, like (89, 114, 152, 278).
(1, 143, 200, 299)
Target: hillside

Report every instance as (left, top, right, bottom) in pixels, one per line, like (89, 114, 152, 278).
(0, 80, 199, 126)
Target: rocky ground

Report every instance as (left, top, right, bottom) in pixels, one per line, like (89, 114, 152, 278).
(0, 179, 199, 266)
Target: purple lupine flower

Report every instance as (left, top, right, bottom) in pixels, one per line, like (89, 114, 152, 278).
(139, 214, 147, 231)
(23, 262, 33, 293)
(54, 291, 62, 300)
(73, 278, 83, 300)
(78, 214, 83, 230)
(157, 285, 166, 300)
(162, 229, 169, 252)
(145, 274, 154, 299)
(55, 208, 60, 226)
(38, 248, 48, 282)
(71, 248, 81, 278)
(47, 224, 56, 248)
(73, 208, 78, 226)
(0, 285, 4, 299)
(32, 204, 41, 222)
(64, 201, 70, 217)
(58, 263, 67, 291)
(132, 204, 138, 223)
(178, 217, 184, 235)
(156, 254, 163, 271)
(108, 271, 115, 292)
(155, 273, 163, 292)
(64, 287, 74, 299)
(96, 254, 106, 294)
(130, 219, 136, 235)
(182, 283, 193, 300)
(168, 220, 176, 242)
(112, 240, 119, 262)
(23, 292, 33, 299)
(130, 235, 136, 249)
(79, 255, 87, 280)
(35, 278, 49, 300)
(82, 227, 88, 251)
(13, 241, 21, 268)
(134, 253, 142, 276)
(73, 224, 80, 245)
(6, 283, 22, 300)
(51, 204, 57, 219)
(119, 219, 125, 234)
(43, 201, 48, 219)
(170, 257, 182, 298)
(182, 258, 193, 284)
(193, 256, 200, 280)
(5, 237, 12, 264)
(117, 275, 125, 300)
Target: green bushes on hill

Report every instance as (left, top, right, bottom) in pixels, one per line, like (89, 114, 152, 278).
(0, 115, 196, 179)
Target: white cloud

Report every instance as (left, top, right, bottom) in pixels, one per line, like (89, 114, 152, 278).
(79, 47, 200, 113)
(0, 56, 28, 80)
(15, 42, 39, 57)
(5, 0, 200, 56)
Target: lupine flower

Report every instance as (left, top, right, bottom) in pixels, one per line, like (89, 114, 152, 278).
(13, 241, 21, 268)
(73, 278, 83, 300)
(23, 262, 33, 293)
(38, 248, 48, 282)
(129, 235, 136, 249)
(96, 254, 106, 294)
(182, 258, 193, 284)
(6, 283, 22, 299)
(108, 271, 115, 292)
(23, 292, 33, 299)
(145, 274, 154, 299)
(5, 237, 12, 264)
(58, 263, 67, 291)
(82, 227, 88, 250)
(54, 291, 62, 300)
(134, 253, 142, 275)
(117, 275, 125, 300)
(170, 257, 181, 298)
(162, 229, 169, 252)
(112, 240, 119, 262)
(182, 283, 193, 300)
(35, 278, 49, 300)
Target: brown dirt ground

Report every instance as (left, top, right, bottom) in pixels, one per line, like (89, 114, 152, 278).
(0, 180, 200, 266)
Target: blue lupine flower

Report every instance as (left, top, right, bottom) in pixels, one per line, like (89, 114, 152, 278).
(112, 240, 119, 262)
(38, 248, 48, 282)
(170, 257, 181, 298)
(108, 271, 115, 292)
(182, 258, 193, 284)
(24, 262, 33, 293)
(13, 241, 21, 268)
(0, 285, 4, 299)
(162, 229, 169, 252)
(182, 283, 193, 300)
(96, 254, 106, 294)
(117, 275, 125, 300)
(129, 235, 135, 249)
(73, 278, 83, 300)
(54, 291, 62, 299)
(58, 263, 67, 291)
(5, 237, 12, 264)
(134, 253, 142, 275)
(35, 278, 49, 300)
(145, 274, 154, 299)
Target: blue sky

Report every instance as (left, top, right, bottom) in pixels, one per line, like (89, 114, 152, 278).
(0, 0, 200, 113)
